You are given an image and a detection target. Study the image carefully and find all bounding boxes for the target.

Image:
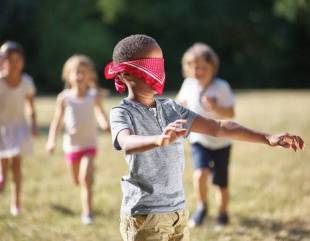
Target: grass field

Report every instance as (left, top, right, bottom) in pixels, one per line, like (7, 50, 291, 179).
(0, 90, 310, 241)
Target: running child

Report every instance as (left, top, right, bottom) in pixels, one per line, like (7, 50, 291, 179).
(176, 43, 235, 227)
(105, 34, 304, 241)
(0, 41, 37, 216)
(46, 54, 110, 225)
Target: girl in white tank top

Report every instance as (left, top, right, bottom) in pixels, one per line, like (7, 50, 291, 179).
(46, 55, 110, 225)
(62, 88, 98, 153)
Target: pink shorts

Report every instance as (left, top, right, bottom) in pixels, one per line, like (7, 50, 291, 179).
(65, 148, 97, 164)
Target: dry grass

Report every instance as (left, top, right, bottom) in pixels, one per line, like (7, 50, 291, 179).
(0, 90, 310, 241)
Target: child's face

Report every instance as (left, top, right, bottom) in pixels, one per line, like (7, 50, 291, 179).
(2, 52, 24, 77)
(68, 64, 92, 89)
(188, 57, 214, 86)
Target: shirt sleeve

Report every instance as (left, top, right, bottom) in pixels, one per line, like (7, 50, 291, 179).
(217, 81, 234, 107)
(110, 107, 134, 150)
(23, 74, 36, 96)
(172, 101, 198, 137)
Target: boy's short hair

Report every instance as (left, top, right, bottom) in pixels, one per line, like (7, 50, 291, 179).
(0, 41, 25, 58)
(113, 34, 159, 63)
(182, 42, 220, 77)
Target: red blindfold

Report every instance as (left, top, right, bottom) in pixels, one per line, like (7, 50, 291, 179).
(104, 58, 166, 95)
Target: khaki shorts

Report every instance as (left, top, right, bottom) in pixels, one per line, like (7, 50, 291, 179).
(120, 209, 190, 241)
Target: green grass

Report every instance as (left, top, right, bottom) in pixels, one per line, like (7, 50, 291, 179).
(1, 90, 310, 241)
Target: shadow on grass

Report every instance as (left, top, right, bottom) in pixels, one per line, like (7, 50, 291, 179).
(49, 203, 108, 218)
(50, 203, 75, 216)
(239, 217, 310, 240)
(93, 209, 109, 217)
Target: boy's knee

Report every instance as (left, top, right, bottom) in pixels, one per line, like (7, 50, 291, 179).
(194, 169, 208, 180)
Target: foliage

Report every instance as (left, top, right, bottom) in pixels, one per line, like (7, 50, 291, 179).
(1, 0, 310, 92)
(274, 0, 310, 21)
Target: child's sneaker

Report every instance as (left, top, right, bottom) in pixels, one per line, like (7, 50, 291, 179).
(10, 206, 21, 216)
(81, 213, 93, 225)
(217, 212, 229, 226)
(188, 206, 207, 228)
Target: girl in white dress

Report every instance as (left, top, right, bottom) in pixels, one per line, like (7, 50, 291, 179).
(46, 55, 110, 225)
(0, 41, 37, 216)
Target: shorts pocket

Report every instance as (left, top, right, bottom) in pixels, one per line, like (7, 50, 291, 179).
(120, 215, 149, 241)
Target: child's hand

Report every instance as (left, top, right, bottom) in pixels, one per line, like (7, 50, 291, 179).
(157, 119, 187, 147)
(45, 141, 56, 154)
(201, 96, 218, 111)
(267, 133, 304, 151)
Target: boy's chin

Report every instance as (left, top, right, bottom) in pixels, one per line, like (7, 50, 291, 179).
(152, 89, 158, 95)
(144, 85, 157, 95)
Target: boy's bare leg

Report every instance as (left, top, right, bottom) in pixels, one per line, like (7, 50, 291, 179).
(189, 168, 209, 227)
(218, 187, 229, 214)
(216, 186, 230, 225)
(194, 168, 209, 206)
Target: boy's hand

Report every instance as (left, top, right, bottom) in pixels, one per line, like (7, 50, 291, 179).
(157, 119, 187, 147)
(267, 133, 304, 151)
(45, 141, 56, 154)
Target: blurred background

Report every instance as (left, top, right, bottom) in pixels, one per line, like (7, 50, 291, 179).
(1, 0, 310, 93)
(1, 1, 310, 241)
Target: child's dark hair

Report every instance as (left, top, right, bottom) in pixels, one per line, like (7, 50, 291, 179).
(113, 34, 159, 63)
(0, 41, 24, 58)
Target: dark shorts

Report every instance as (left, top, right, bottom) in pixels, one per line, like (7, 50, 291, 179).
(191, 143, 231, 188)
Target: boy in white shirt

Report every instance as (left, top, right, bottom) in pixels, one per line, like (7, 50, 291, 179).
(177, 43, 234, 227)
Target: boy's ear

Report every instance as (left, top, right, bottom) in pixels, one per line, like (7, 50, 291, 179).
(119, 73, 135, 84)
(117, 73, 127, 83)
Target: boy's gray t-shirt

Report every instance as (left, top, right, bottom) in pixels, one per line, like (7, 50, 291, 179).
(110, 97, 198, 216)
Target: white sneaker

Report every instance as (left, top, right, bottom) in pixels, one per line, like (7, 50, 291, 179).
(10, 206, 21, 216)
(81, 214, 93, 225)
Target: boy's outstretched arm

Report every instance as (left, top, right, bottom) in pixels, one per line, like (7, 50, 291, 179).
(117, 120, 187, 154)
(190, 115, 304, 151)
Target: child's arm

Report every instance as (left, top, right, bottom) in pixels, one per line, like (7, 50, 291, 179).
(201, 96, 234, 118)
(94, 93, 110, 131)
(25, 95, 38, 136)
(46, 93, 65, 153)
(190, 115, 304, 151)
(116, 119, 187, 154)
